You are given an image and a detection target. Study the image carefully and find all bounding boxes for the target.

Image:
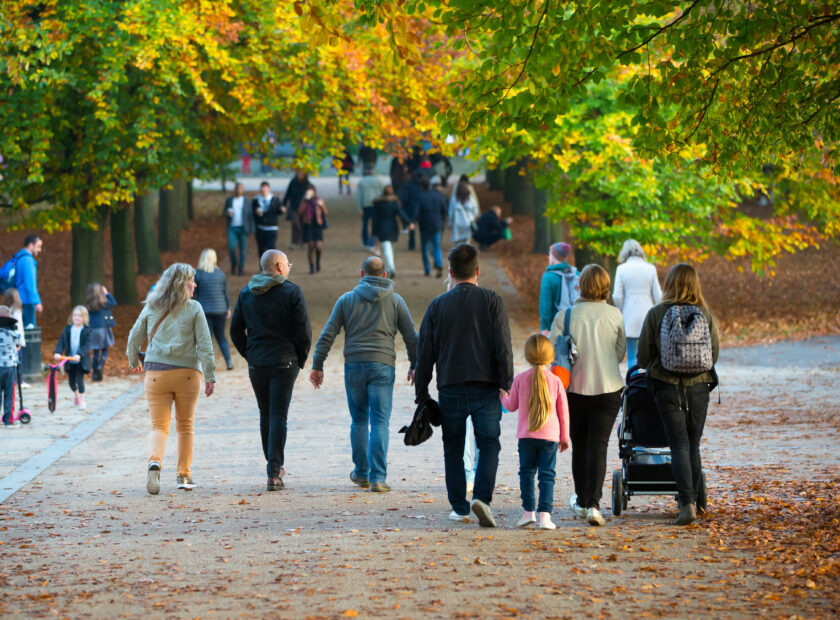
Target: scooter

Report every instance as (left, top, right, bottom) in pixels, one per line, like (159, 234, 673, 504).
(9, 362, 31, 424)
(44, 356, 70, 414)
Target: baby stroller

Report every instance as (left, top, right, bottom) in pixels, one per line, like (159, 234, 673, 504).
(611, 366, 707, 515)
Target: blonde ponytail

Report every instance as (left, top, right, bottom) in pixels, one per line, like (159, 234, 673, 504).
(524, 333, 555, 432)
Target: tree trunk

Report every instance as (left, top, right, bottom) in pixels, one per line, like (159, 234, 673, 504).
(70, 209, 107, 306)
(175, 178, 189, 230)
(510, 160, 535, 215)
(111, 204, 138, 305)
(134, 191, 162, 274)
(158, 185, 180, 252)
(486, 167, 504, 192)
(503, 163, 518, 203)
(532, 185, 551, 254)
(186, 179, 194, 221)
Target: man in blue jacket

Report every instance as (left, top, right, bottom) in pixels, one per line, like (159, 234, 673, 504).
(14, 235, 43, 328)
(309, 256, 418, 493)
(415, 178, 448, 277)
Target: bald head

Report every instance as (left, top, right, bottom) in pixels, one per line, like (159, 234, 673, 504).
(261, 250, 289, 274)
(361, 256, 386, 277)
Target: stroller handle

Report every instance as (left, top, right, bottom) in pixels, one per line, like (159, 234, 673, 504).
(626, 364, 645, 383)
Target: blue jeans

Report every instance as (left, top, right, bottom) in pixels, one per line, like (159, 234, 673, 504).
(361, 206, 376, 248)
(438, 384, 502, 515)
(227, 225, 248, 274)
(420, 230, 443, 275)
(0, 366, 14, 422)
(518, 438, 558, 513)
(626, 337, 639, 370)
(344, 362, 395, 484)
(22, 304, 36, 328)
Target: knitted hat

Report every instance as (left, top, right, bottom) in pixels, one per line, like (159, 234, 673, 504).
(550, 242, 572, 261)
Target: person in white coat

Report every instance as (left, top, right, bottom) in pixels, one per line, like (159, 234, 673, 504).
(612, 240, 662, 369)
(448, 181, 479, 244)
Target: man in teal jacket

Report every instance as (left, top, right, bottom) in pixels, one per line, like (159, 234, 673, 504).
(538, 242, 579, 332)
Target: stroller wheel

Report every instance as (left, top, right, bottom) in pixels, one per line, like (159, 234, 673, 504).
(19, 412, 31, 424)
(697, 470, 708, 511)
(612, 469, 623, 516)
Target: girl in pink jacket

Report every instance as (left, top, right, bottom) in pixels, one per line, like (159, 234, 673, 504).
(502, 333, 570, 529)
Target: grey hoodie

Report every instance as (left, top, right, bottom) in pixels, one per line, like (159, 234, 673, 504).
(248, 272, 287, 295)
(312, 276, 418, 370)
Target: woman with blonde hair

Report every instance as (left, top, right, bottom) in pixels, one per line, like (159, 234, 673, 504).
(550, 264, 625, 526)
(501, 333, 570, 530)
(194, 248, 233, 370)
(638, 263, 718, 525)
(127, 263, 216, 495)
(613, 240, 661, 369)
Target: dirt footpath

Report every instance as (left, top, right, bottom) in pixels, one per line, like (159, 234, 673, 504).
(0, 182, 838, 618)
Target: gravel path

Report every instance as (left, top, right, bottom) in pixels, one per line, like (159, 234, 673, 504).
(1, 182, 837, 618)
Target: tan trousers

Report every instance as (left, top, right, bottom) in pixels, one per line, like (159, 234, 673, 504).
(145, 369, 201, 477)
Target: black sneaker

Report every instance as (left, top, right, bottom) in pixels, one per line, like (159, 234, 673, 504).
(147, 462, 161, 495)
(350, 471, 370, 489)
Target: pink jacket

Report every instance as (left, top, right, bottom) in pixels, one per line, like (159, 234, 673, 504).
(501, 367, 570, 443)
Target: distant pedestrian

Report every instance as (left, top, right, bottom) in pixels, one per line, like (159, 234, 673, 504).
(538, 242, 580, 333)
(85, 282, 117, 382)
(448, 180, 479, 244)
(550, 264, 624, 527)
(372, 186, 413, 278)
(194, 249, 233, 371)
(310, 256, 418, 492)
(13, 235, 43, 328)
(338, 148, 355, 195)
(0, 305, 20, 426)
(223, 182, 255, 276)
(389, 157, 409, 196)
(448, 174, 479, 208)
(501, 333, 570, 530)
(282, 170, 309, 249)
(415, 178, 448, 277)
(359, 144, 377, 169)
(356, 165, 385, 251)
(613, 240, 662, 369)
(252, 181, 285, 257)
(415, 244, 514, 526)
(398, 171, 424, 251)
(127, 263, 216, 495)
(298, 186, 329, 274)
(638, 263, 719, 526)
(54, 306, 91, 410)
(230, 250, 311, 491)
(472, 206, 512, 250)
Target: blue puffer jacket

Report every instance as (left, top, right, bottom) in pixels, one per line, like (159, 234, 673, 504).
(13, 249, 40, 305)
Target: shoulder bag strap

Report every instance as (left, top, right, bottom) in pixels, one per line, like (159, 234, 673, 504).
(147, 311, 170, 349)
(563, 307, 571, 337)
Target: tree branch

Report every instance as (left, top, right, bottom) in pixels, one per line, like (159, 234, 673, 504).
(492, 0, 551, 106)
(802, 87, 840, 127)
(617, 0, 703, 60)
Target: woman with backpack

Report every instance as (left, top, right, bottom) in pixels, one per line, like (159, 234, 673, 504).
(539, 242, 580, 333)
(638, 263, 719, 526)
(613, 240, 662, 369)
(550, 264, 624, 527)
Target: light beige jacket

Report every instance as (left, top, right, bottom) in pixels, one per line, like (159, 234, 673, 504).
(550, 300, 625, 395)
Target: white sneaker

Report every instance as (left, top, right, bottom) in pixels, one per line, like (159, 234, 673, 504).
(537, 512, 557, 530)
(569, 494, 586, 519)
(448, 511, 469, 523)
(471, 499, 497, 528)
(516, 511, 536, 528)
(466, 481, 474, 494)
(586, 507, 606, 526)
(146, 461, 161, 495)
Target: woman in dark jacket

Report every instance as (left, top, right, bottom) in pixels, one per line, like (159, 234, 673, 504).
(55, 306, 91, 409)
(282, 170, 310, 249)
(372, 186, 413, 278)
(638, 263, 719, 526)
(297, 185, 328, 275)
(194, 249, 233, 370)
(85, 282, 117, 381)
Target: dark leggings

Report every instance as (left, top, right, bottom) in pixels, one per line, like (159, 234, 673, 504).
(92, 348, 109, 371)
(205, 313, 232, 365)
(567, 390, 622, 509)
(66, 363, 85, 394)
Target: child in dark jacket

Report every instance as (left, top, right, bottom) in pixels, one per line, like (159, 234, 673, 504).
(55, 306, 91, 409)
(0, 306, 21, 425)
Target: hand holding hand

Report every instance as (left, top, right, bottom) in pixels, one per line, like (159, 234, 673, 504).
(310, 370, 324, 389)
(205, 382, 215, 397)
(499, 389, 509, 399)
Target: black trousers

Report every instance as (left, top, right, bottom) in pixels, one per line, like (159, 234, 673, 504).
(248, 364, 299, 478)
(66, 362, 85, 394)
(649, 379, 710, 505)
(256, 228, 278, 258)
(567, 390, 622, 509)
(205, 312, 232, 365)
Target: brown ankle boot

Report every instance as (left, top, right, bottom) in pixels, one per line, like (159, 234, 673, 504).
(674, 503, 697, 525)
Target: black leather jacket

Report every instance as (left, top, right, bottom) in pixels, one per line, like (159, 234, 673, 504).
(414, 282, 513, 403)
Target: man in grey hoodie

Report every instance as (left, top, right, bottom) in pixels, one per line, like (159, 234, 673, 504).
(310, 257, 418, 492)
